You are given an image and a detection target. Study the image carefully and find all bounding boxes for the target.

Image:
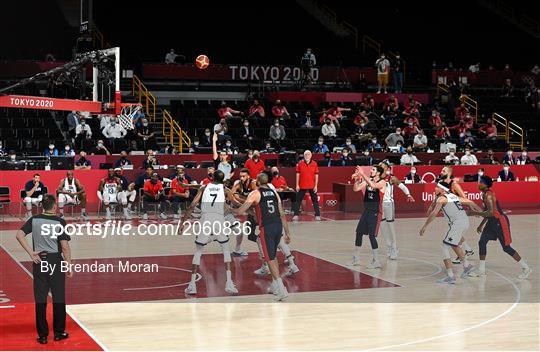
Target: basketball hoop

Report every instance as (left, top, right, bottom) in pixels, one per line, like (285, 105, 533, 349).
(118, 103, 142, 130)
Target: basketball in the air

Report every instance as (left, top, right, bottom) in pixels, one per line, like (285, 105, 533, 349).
(195, 55, 210, 69)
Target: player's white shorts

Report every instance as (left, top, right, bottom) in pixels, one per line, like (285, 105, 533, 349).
(58, 194, 80, 205)
(443, 219, 469, 246)
(24, 195, 43, 206)
(118, 190, 136, 204)
(103, 192, 118, 204)
(194, 214, 229, 245)
(382, 201, 395, 222)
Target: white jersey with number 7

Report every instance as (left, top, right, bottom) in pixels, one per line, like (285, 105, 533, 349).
(201, 183, 225, 216)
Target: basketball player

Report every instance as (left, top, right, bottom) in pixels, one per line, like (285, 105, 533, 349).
(431, 166, 479, 263)
(467, 176, 531, 279)
(182, 170, 239, 295)
(115, 167, 136, 219)
(379, 162, 415, 259)
(230, 168, 258, 256)
(252, 170, 300, 277)
(56, 171, 89, 220)
(351, 165, 386, 269)
(233, 172, 291, 300)
(420, 181, 475, 284)
(97, 169, 123, 220)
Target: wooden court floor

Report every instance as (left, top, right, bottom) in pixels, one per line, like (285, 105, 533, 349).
(1, 213, 538, 351)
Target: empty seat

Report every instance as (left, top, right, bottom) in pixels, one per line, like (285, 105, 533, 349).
(32, 129, 48, 139)
(0, 129, 16, 139)
(11, 118, 27, 128)
(16, 130, 32, 139)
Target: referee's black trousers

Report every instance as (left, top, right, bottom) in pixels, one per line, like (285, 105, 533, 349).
(293, 188, 320, 216)
(33, 252, 66, 338)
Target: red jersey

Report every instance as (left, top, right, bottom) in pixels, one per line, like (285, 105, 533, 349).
(271, 175, 288, 190)
(170, 178, 188, 198)
(272, 105, 288, 117)
(143, 179, 164, 197)
(201, 177, 212, 185)
(296, 160, 319, 189)
(244, 158, 266, 178)
(428, 115, 442, 127)
(249, 104, 265, 117)
(479, 123, 497, 137)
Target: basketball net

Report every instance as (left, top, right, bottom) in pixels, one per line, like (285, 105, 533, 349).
(118, 104, 142, 130)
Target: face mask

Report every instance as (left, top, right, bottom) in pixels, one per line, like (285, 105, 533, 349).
(194, 142, 199, 146)
(65, 146, 70, 151)
(208, 172, 213, 178)
(504, 167, 509, 172)
(522, 152, 527, 156)
(275, 123, 280, 127)
(396, 131, 401, 134)
(318, 141, 323, 145)
(411, 169, 416, 174)
(111, 121, 116, 126)
(205, 132, 210, 136)
(507, 151, 512, 156)
(478, 172, 484, 176)
(10, 155, 16, 160)
(244, 123, 249, 127)
(465, 151, 471, 155)
(49, 145, 55, 150)
(81, 121, 86, 126)
(272, 171, 279, 176)
(226, 143, 232, 147)
(343, 153, 349, 157)
(360, 123, 365, 128)
(372, 140, 377, 144)
(363, 151, 369, 156)
(98, 143, 104, 148)
(449, 152, 455, 156)
(408, 123, 413, 127)
(143, 123, 148, 127)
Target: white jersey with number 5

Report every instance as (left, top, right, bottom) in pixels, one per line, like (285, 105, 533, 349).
(201, 183, 225, 216)
(441, 193, 468, 224)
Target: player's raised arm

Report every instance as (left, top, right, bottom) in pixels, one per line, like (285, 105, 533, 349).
(212, 133, 219, 160)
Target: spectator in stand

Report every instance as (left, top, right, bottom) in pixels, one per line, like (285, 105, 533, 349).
(468, 62, 480, 73)
(471, 167, 486, 183)
(403, 113, 420, 127)
(223, 140, 236, 155)
(385, 127, 405, 147)
(484, 148, 499, 164)
(444, 149, 460, 165)
(501, 78, 514, 98)
(135, 166, 159, 189)
(271, 100, 290, 120)
(435, 122, 451, 141)
(200, 128, 212, 147)
(413, 129, 428, 150)
(428, 109, 443, 128)
(269, 119, 286, 144)
(240, 119, 255, 140)
(44, 143, 58, 157)
(375, 53, 390, 94)
(299, 110, 316, 128)
(115, 150, 133, 168)
(403, 122, 418, 139)
(354, 121, 373, 143)
(74, 117, 92, 146)
(361, 95, 375, 111)
(160, 144, 177, 155)
(342, 137, 357, 153)
(395, 141, 405, 153)
(503, 63, 512, 72)
(91, 140, 111, 155)
(322, 104, 351, 126)
(478, 118, 497, 141)
(313, 137, 329, 153)
(463, 113, 474, 129)
(142, 149, 160, 169)
(524, 83, 538, 109)
(261, 141, 274, 153)
(218, 101, 243, 119)
(502, 149, 516, 165)
(200, 166, 215, 185)
(353, 110, 369, 126)
(454, 103, 469, 121)
(248, 99, 265, 119)
(132, 109, 146, 130)
(67, 111, 80, 139)
(189, 137, 200, 153)
(393, 53, 405, 93)
(367, 136, 382, 151)
(137, 118, 156, 150)
(102, 117, 127, 143)
(321, 118, 337, 139)
(213, 118, 229, 136)
(531, 64, 540, 75)
(293, 150, 321, 221)
(497, 163, 515, 181)
(400, 147, 420, 165)
(337, 148, 354, 166)
(142, 173, 168, 220)
(381, 101, 398, 127)
(516, 148, 531, 165)
(270, 166, 296, 212)
(449, 120, 469, 145)
(23, 174, 46, 218)
(360, 149, 375, 165)
(320, 151, 333, 167)
(244, 150, 265, 178)
(402, 105, 420, 121)
(74, 151, 92, 170)
(404, 166, 421, 183)
(62, 144, 75, 156)
(165, 48, 178, 64)
(460, 147, 478, 165)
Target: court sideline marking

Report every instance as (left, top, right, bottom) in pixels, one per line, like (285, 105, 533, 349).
(0, 244, 109, 352)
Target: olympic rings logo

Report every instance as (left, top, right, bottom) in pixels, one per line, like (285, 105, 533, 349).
(326, 200, 338, 206)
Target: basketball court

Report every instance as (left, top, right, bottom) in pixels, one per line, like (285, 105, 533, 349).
(1, 211, 538, 350)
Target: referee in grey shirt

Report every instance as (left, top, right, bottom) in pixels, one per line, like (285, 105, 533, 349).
(16, 194, 72, 345)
